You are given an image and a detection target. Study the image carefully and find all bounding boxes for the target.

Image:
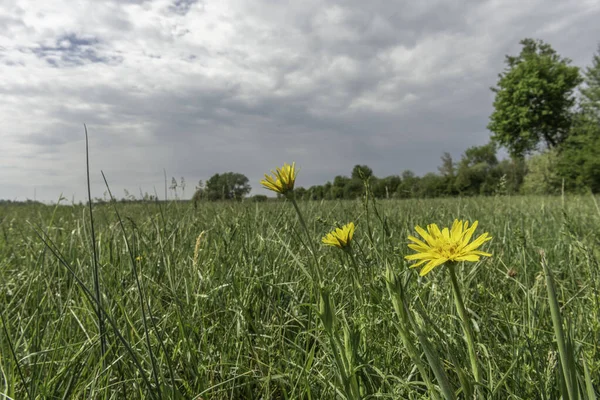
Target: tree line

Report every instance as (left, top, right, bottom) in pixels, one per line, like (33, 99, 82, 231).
(194, 38, 600, 202)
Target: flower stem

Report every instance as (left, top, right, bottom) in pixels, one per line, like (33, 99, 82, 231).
(346, 250, 362, 286)
(384, 266, 448, 400)
(345, 249, 366, 307)
(448, 263, 482, 387)
(289, 194, 323, 285)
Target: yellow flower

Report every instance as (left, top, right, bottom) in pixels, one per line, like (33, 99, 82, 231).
(260, 162, 297, 195)
(405, 220, 492, 276)
(322, 222, 356, 249)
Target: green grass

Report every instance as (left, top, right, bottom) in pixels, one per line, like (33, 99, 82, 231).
(0, 195, 599, 399)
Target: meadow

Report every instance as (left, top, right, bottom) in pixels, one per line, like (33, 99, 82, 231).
(0, 194, 599, 399)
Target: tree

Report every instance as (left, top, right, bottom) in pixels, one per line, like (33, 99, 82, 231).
(295, 187, 307, 200)
(251, 194, 268, 202)
(204, 172, 251, 201)
(438, 152, 455, 177)
(373, 176, 401, 198)
(307, 185, 325, 200)
(556, 113, 600, 192)
(344, 179, 364, 199)
(520, 150, 562, 194)
(438, 152, 456, 195)
(454, 143, 499, 195)
(488, 38, 583, 157)
(396, 170, 419, 198)
(192, 180, 205, 208)
(495, 158, 526, 195)
(415, 173, 445, 198)
(581, 44, 600, 120)
(323, 182, 333, 200)
(555, 45, 600, 193)
(351, 165, 373, 180)
(331, 175, 350, 199)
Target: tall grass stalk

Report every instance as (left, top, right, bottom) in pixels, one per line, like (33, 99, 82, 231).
(101, 171, 168, 397)
(31, 225, 159, 399)
(84, 125, 106, 362)
(540, 250, 578, 400)
(448, 263, 482, 391)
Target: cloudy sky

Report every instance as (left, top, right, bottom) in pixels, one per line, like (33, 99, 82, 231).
(1, 0, 599, 201)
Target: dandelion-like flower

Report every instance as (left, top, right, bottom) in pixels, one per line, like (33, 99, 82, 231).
(322, 222, 355, 249)
(405, 220, 492, 276)
(260, 162, 297, 195)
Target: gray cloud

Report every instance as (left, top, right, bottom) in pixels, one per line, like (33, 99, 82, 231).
(29, 33, 123, 67)
(0, 0, 599, 201)
(169, 0, 201, 16)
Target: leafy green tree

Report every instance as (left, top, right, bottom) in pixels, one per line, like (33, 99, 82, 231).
(373, 176, 401, 198)
(330, 176, 350, 199)
(294, 187, 307, 200)
(251, 194, 268, 202)
(520, 150, 562, 194)
(438, 152, 456, 195)
(204, 172, 251, 201)
(344, 179, 364, 199)
(494, 158, 527, 194)
(307, 185, 324, 200)
(488, 38, 583, 157)
(351, 165, 373, 180)
(581, 44, 600, 120)
(556, 113, 600, 192)
(323, 182, 333, 200)
(454, 143, 500, 195)
(415, 173, 445, 198)
(396, 170, 419, 198)
(554, 46, 600, 193)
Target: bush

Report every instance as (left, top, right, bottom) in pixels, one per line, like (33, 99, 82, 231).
(251, 195, 268, 202)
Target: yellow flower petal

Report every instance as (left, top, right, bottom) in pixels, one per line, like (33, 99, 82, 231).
(410, 258, 430, 268)
(441, 227, 450, 240)
(408, 243, 431, 252)
(462, 233, 491, 253)
(407, 235, 429, 249)
(322, 222, 356, 249)
(428, 223, 443, 240)
(415, 225, 436, 247)
(260, 162, 297, 194)
(419, 257, 448, 276)
(404, 219, 492, 276)
(450, 219, 463, 241)
(405, 252, 436, 260)
(460, 220, 479, 246)
(469, 250, 492, 257)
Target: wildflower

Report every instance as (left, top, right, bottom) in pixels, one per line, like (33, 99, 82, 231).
(405, 219, 492, 276)
(322, 222, 355, 249)
(135, 255, 143, 262)
(260, 162, 297, 195)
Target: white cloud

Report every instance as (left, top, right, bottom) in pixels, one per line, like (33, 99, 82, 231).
(1, 0, 599, 200)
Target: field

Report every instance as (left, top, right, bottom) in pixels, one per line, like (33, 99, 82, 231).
(1, 195, 599, 399)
